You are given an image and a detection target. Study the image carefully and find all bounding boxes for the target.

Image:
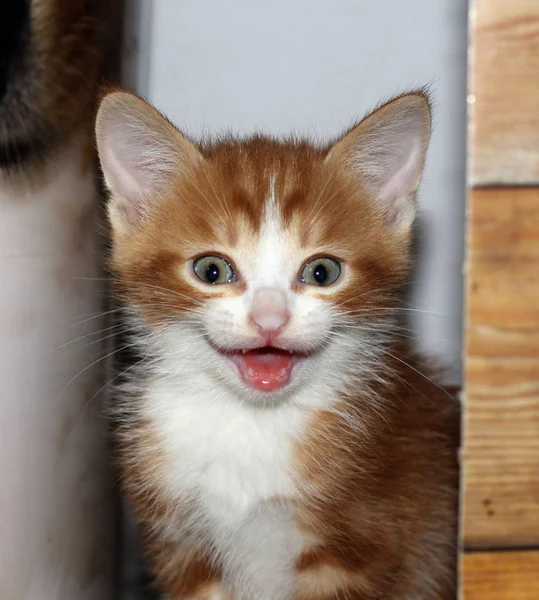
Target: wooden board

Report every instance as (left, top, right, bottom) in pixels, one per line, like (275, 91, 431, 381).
(462, 551, 539, 599)
(463, 187, 539, 548)
(469, 0, 539, 185)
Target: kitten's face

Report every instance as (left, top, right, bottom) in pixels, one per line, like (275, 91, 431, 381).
(96, 91, 431, 401)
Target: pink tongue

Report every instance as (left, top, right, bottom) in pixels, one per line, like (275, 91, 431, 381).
(238, 349, 293, 391)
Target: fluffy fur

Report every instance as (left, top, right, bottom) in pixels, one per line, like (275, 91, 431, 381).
(96, 90, 459, 600)
(0, 0, 118, 171)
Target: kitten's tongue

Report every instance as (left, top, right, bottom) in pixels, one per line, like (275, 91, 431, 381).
(237, 348, 293, 391)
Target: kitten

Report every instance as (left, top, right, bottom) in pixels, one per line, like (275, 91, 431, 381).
(96, 89, 459, 600)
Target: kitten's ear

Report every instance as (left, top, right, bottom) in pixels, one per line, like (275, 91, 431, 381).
(326, 92, 431, 235)
(95, 91, 203, 234)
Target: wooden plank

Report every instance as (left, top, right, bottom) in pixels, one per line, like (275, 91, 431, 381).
(469, 0, 539, 185)
(463, 187, 539, 548)
(462, 551, 539, 599)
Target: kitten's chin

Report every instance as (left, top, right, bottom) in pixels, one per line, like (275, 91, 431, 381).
(220, 347, 307, 392)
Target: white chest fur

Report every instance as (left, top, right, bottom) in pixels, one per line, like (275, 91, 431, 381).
(142, 378, 313, 599)
(146, 378, 306, 520)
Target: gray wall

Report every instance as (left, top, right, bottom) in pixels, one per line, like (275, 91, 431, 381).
(123, 0, 467, 383)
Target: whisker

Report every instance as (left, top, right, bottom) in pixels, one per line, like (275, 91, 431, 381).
(203, 169, 234, 226)
(337, 323, 452, 345)
(305, 169, 335, 224)
(80, 344, 156, 419)
(308, 184, 344, 227)
(60, 305, 182, 334)
(69, 327, 142, 353)
(379, 349, 455, 401)
(49, 322, 128, 353)
(338, 306, 455, 319)
(58, 342, 139, 399)
(328, 328, 417, 343)
(188, 174, 231, 227)
(62, 307, 128, 332)
(73, 277, 206, 307)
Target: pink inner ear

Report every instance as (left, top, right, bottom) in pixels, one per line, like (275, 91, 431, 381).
(375, 140, 423, 226)
(328, 96, 430, 232)
(117, 195, 148, 226)
(107, 135, 150, 197)
(386, 197, 407, 227)
(102, 129, 159, 228)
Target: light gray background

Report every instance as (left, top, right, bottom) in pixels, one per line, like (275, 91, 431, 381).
(122, 0, 467, 384)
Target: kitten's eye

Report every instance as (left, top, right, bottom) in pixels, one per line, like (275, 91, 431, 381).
(300, 257, 341, 286)
(193, 256, 236, 285)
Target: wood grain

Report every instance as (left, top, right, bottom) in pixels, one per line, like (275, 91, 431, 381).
(463, 187, 539, 548)
(469, 0, 539, 184)
(462, 551, 539, 599)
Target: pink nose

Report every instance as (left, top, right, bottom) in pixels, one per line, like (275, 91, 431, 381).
(249, 288, 290, 335)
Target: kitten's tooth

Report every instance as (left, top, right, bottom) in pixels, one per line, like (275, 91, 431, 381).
(248, 369, 255, 377)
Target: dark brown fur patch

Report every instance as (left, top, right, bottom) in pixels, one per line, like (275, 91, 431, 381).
(0, 0, 119, 169)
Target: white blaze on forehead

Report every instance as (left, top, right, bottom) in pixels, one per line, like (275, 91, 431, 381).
(253, 174, 290, 289)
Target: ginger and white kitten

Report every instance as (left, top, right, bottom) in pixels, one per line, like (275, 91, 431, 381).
(96, 90, 459, 600)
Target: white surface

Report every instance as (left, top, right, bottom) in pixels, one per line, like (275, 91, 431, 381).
(0, 140, 115, 600)
(123, 0, 467, 383)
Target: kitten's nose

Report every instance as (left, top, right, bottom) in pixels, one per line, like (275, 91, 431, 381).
(249, 288, 290, 335)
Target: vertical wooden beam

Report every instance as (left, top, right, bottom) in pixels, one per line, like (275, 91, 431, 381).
(469, 0, 539, 185)
(462, 0, 539, 596)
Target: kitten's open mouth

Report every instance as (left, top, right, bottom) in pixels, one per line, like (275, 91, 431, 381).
(223, 347, 305, 392)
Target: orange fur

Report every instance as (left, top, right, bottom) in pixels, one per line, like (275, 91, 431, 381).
(99, 90, 459, 599)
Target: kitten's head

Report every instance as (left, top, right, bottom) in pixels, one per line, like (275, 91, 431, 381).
(96, 90, 430, 404)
